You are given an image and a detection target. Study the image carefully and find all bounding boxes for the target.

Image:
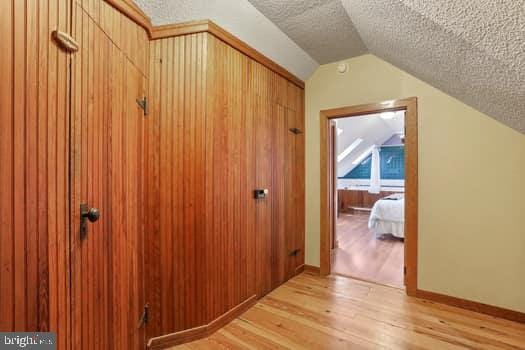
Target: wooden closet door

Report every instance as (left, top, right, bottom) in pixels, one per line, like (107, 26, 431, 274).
(71, 5, 145, 350)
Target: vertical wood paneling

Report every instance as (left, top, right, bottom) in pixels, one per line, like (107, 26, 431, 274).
(71, 3, 148, 350)
(145, 37, 162, 340)
(145, 33, 210, 338)
(2, 1, 148, 349)
(252, 63, 274, 297)
(0, 0, 14, 333)
(0, 2, 71, 349)
(146, 31, 305, 346)
(76, 0, 149, 77)
(206, 35, 255, 322)
(253, 66, 306, 296)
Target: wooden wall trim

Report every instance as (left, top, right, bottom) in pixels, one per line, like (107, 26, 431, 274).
(304, 265, 321, 274)
(295, 264, 321, 275)
(103, 0, 152, 33)
(206, 21, 305, 89)
(149, 20, 210, 39)
(415, 289, 525, 324)
(147, 295, 258, 349)
(319, 97, 418, 295)
(150, 20, 305, 89)
(102, 1, 305, 88)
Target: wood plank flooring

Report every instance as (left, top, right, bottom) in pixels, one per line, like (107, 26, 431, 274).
(171, 272, 525, 349)
(333, 213, 404, 288)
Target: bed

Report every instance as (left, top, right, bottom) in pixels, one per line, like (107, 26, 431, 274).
(368, 193, 405, 238)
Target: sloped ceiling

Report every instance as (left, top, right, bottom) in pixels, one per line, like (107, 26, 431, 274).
(341, 0, 524, 133)
(246, 0, 367, 63)
(248, 0, 524, 133)
(136, 0, 524, 133)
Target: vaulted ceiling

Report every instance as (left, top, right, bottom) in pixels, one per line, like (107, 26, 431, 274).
(249, 0, 524, 134)
(135, 0, 524, 133)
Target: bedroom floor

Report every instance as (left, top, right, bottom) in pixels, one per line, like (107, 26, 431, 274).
(333, 213, 404, 288)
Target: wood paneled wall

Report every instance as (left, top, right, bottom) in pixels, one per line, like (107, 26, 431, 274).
(206, 34, 257, 322)
(252, 65, 305, 297)
(76, 0, 149, 76)
(70, 2, 149, 349)
(0, 1, 71, 349)
(0, 1, 149, 350)
(338, 189, 398, 212)
(0, 0, 304, 347)
(145, 32, 305, 344)
(146, 33, 210, 337)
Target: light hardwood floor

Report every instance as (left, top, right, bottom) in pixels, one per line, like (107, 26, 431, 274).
(333, 213, 404, 288)
(172, 272, 525, 349)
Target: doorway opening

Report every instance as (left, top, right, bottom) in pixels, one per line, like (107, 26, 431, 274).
(333, 111, 405, 288)
(320, 98, 418, 295)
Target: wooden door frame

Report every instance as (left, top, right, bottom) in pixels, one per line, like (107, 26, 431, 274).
(319, 97, 418, 295)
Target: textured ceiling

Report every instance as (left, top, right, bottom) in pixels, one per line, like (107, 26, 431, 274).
(341, 0, 525, 133)
(136, 0, 524, 133)
(247, 0, 367, 63)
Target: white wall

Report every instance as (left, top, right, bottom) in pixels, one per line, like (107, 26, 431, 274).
(306, 54, 525, 313)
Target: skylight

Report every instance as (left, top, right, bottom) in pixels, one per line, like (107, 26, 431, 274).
(380, 111, 396, 119)
(352, 145, 375, 165)
(337, 138, 363, 163)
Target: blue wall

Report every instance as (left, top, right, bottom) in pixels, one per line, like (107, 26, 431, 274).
(340, 146, 404, 180)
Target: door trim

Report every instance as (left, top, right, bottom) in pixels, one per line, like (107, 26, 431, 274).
(319, 97, 418, 296)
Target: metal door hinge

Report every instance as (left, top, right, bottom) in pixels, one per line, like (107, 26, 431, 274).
(289, 249, 301, 257)
(404, 266, 407, 275)
(52, 30, 79, 53)
(289, 128, 302, 135)
(136, 97, 148, 116)
(137, 303, 149, 328)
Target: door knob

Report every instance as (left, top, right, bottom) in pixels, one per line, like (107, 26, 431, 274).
(82, 207, 100, 222)
(80, 203, 101, 239)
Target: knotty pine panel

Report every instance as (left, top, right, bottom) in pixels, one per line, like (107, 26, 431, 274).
(0, 1, 71, 349)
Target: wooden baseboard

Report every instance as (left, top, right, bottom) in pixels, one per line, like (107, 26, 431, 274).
(147, 295, 258, 349)
(302, 264, 320, 275)
(415, 289, 525, 324)
(295, 264, 305, 275)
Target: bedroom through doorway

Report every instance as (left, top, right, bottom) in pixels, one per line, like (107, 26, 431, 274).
(331, 110, 406, 288)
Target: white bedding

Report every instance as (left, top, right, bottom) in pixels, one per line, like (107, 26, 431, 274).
(368, 194, 405, 238)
